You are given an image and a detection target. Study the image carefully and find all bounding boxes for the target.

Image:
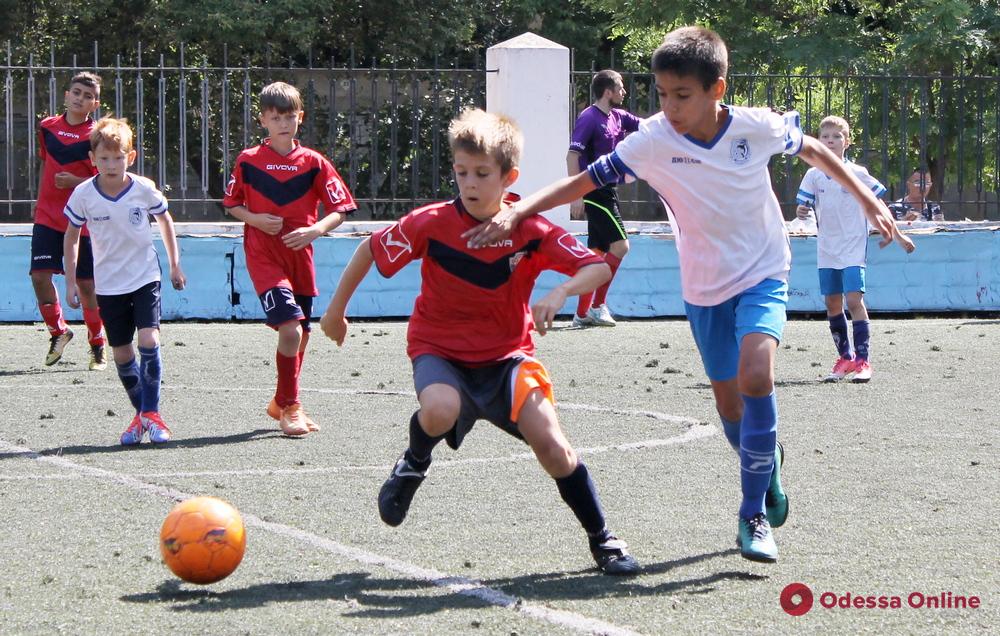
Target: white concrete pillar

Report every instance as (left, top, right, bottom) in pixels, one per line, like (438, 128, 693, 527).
(486, 33, 570, 226)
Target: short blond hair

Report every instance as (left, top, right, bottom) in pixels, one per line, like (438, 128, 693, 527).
(819, 115, 851, 140)
(90, 116, 134, 153)
(448, 108, 523, 174)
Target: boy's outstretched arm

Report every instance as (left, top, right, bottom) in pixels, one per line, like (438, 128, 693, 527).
(320, 237, 374, 346)
(532, 262, 611, 336)
(463, 172, 595, 248)
(797, 136, 913, 252)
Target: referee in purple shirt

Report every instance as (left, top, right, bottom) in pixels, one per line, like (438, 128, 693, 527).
(567, 70, 641, 327)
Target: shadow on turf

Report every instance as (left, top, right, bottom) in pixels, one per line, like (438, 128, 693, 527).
(122, 573, 492, 616)
(485, 548, 765, 600)
(0, 366, 80, 377)
(0, 429, 285, 460)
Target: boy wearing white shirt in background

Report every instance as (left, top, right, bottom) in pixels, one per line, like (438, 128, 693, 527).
(796, 117, 915, 383)
(64, 117, 185, 446)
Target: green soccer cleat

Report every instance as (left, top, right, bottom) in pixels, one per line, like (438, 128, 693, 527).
(765, 441, 789, 528)
(737, 513, 778, 563)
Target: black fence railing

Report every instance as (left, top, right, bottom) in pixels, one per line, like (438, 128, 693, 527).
(571, 67, 1000, 221)
(2, 42, 997, 222)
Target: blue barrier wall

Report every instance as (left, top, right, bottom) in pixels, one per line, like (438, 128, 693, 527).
(2, 227, 998, 321)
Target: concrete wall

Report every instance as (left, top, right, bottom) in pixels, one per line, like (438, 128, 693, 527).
(2, 224, 998, 322)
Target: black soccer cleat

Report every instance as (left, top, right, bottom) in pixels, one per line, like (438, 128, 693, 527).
(378, 455, 427, 527)
(590, 534, 641, 576)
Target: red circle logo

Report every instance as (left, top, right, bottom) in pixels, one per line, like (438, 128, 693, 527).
(780, 582, 814, 616)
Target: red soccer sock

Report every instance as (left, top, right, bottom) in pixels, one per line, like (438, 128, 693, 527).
(39, 302, 67, 336)
(576, 292, 594, 318)
(592, 252, 623, 308)
(83, 307, 105, 345)
(275, 351, 300, 408)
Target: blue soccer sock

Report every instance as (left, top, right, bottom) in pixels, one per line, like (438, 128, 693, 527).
(405, 411, 444, 470)
(720, 414, 741, 453)
(115, 358, 142, 414)
(138, 345, 162, 414)
(828, 312, 852, 358)
(853, 320, 871, 361)
(555, 462, 608, 537)
(739, 393, 778, 519)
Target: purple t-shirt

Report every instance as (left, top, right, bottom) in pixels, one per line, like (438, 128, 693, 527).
(569, 105, 642, 170)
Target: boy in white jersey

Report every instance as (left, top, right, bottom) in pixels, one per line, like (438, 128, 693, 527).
(64, 117, 185, 446)
(464, 26, 910, 563)
(796, 117, 915, 383)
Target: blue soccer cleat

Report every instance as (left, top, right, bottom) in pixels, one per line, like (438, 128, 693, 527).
(120, 414, 144, 446)
(737, 512, 778, 563)
(590, 533, 640, 576)
(141, 411, 172, 443)
(766, 441, 789, 528)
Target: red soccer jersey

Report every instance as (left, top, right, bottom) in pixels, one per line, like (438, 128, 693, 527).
(370, 196, 604, 364)
(223, 139, 357, 295)
(35, 114, 96, 233)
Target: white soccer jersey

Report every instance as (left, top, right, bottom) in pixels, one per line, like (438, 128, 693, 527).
(588, 106, 803, 306)
(64, 174, 168, 295)
(797, 161, 886, 269)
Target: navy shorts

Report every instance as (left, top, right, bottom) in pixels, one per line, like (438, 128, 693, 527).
(97, 281, 161, 347)
(413, 354, 554, 450)
(583, 186, 627, 252)
(30, 223, 95, 279)
(259, 286, 313, 331)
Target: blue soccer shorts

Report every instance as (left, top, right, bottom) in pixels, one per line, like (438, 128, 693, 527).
(684, 278, 789, 382)
(818, 266, 866, 295)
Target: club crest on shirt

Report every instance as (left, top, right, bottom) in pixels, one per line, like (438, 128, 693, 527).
(224, 176, 236, 197)
(731, 138, 751, 164)
(326, 177, 347, 204)
(557, 233, 592, 259)
(129, 207, 144, 226)
(380, 224, 412, 262)
(509, 251, 526, 271)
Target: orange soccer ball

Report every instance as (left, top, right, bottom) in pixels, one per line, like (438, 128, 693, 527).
(159, 496, 246, 584)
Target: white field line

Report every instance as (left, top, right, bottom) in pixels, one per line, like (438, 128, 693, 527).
(0, 383, 714, 480)
(0, 438, 642, 636)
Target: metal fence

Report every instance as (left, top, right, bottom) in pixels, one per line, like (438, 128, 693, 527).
(2, 42, 998, 222)
(572, 67, 1000, 221)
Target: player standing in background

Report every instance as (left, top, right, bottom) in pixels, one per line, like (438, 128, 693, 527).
(224, 82, 357, 437)
(64, 117, 185, 445)
(30, 72, 107, 370)
(796, 116, 915, 383)
(567, 70, 641, 327)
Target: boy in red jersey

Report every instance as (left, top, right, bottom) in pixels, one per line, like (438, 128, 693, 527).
(224, 82, 357, 436)
(319, 109, 639, 576)
(30, 72, 107, 370)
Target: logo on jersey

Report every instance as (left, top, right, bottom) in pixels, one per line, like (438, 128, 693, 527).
(56, 130, 81, 139)
(671, 156, 702, 164)
(129, 207, 144, 226)
(225, 175, 236, 198)
(326, 177, 347, 204)
(557, 234, 592, 259)
(509, 251, 526, 271)
(266, 164, 299, 172)
(731, 138, 751, 164)
(380, 224, 412, 263)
